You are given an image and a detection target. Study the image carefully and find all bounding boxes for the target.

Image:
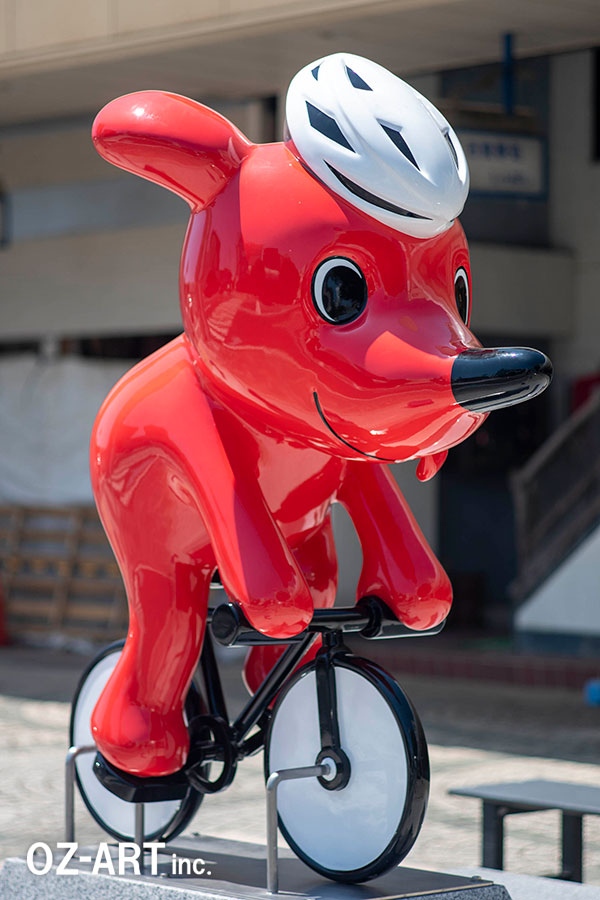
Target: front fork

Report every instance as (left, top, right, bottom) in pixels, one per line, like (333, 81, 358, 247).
(314, 630, 351, 791)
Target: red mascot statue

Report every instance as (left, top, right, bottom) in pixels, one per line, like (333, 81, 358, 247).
(88, 53, 551, 787)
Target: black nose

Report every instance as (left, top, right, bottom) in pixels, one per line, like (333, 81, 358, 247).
(451, 347, 553, 413)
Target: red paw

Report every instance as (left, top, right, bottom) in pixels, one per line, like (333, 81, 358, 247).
(239, 589, 314, 639)
(358, 571, 452, 631)
(92, 688, 189, 777)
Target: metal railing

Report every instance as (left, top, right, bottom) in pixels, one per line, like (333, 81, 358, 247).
(510, 389, 600, 603)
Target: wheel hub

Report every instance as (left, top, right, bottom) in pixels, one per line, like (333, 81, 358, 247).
(315, 746, 351, 790)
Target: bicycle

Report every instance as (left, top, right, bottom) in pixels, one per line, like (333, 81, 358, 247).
(70, 593, 440, 883)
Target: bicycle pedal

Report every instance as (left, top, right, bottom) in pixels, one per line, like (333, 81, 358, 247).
(93, 752, 189, 803)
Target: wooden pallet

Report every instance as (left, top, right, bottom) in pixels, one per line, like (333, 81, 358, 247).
(0, 505, 128, 642)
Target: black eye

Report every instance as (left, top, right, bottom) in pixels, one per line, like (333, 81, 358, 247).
(454, 267, 470, 324)
(312, 257, 367, 324)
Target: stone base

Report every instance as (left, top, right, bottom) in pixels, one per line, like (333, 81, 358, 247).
(0, 835, 510, 900)
(451, 868, 600, 900)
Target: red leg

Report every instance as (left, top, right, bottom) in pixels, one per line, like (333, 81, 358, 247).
(338, 462, 452, 629)
(243, 513, 338, 694)
(91, 452, 215, 777)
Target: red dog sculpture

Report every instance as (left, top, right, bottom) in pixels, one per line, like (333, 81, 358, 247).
(89, 54, 551, 777)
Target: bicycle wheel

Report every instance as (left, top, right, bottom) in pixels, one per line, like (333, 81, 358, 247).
(69, 641, 204, 842)
(264, 654, 429, 882)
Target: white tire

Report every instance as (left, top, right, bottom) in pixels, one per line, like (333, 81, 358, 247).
(265, 656, 429, 882)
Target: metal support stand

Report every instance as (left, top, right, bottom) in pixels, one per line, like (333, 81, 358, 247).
(135, 803, 146, 875)
(65, 745, 147, 873)
(266, 763, 329, 894)
(65, 744, 96, 843)
(56, 742, 512, 900)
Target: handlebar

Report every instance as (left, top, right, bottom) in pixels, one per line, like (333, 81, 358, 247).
(209, 596, 446, 647)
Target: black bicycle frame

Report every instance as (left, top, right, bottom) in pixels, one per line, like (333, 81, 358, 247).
(200, 627, 317, 754)
(203, 595, 445, 755)
(92, 596, 444, 801)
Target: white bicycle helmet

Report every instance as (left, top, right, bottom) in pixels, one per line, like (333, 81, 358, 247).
(285, 52, 469, 239)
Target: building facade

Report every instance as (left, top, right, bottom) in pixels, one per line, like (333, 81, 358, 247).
(1, 1, 598, 643)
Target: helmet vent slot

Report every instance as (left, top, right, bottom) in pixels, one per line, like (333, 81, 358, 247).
(325, 163, 430, 220)
(444, 130, 459, 168)
(311, 65, 321, 81)
(345, 66, 372, 91)
(379, 124, 420, 170)
(306, 102, 355, 152)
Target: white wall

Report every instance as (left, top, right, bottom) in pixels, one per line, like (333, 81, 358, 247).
(0, 223, 186, 338)
(0, 82, 576, 343)
(0, 100, 268, 191)
(0, 231, 574, 341)
(0, 354, 130, 504)
(469, 243, 573, 337)
(0, 98, 271, 340)
(515, 524, 600, 637)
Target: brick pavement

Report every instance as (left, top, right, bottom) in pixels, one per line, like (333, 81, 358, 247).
(0, 646, 599, 888)
(367, 638, 600, 691)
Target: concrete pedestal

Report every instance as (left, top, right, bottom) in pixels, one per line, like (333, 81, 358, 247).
(0, 835, 511, 900)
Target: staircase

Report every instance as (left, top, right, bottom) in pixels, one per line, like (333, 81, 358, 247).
(510, 389, 600, 650)
(511, 389, 600, 603)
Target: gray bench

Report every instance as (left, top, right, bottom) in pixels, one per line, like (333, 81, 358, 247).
(449, 780, 600, 883)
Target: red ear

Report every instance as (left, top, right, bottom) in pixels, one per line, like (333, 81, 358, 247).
(92, 91, 253, 210)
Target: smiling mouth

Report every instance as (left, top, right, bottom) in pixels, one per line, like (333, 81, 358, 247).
(313, 391, 396, 462)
